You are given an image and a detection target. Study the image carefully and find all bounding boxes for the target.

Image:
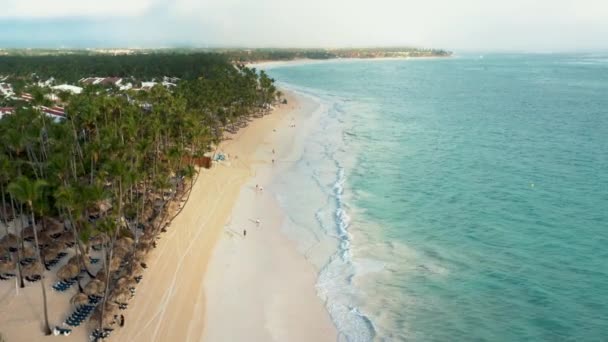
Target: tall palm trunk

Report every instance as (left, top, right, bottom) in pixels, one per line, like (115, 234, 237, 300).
(28, 204, 52, 335)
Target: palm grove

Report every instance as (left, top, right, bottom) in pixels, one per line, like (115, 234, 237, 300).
(0, 54, 278, 337)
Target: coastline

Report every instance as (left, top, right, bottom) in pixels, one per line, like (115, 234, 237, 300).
(202, 90, 337, 341)
(0, 90, 336, 341)
(249, 55, 452, 70)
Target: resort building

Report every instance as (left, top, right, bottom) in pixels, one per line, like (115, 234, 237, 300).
(52, 84, 83, 94)
(0, 82, 14, 98)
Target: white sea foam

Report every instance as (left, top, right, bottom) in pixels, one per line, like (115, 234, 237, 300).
(268, 82, 378, 341)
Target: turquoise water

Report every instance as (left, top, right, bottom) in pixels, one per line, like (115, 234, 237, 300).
(264, 54, 608, 341)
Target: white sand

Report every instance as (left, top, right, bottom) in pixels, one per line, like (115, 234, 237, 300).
(203, 92, 336, 342)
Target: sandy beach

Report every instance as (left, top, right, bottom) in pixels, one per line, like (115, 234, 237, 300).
(0, 90, 336, 342)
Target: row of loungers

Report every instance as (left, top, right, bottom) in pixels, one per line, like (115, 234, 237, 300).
(65, 304, 94, 327)
(0, 273, 15, 280)
(53, 277, 78, 292)
(26, 275, 41, 282)
(45, 252, 69, 269)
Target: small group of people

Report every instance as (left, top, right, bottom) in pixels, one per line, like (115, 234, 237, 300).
(255, 184, 264, 192)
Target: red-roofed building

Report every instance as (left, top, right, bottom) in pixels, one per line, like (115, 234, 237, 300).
(40, 106, 66, 121)
(21, 93, 34, 102)
(0, 107, 14, 117)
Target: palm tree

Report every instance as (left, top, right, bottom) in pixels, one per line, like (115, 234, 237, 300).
(7, 176, 52, 335)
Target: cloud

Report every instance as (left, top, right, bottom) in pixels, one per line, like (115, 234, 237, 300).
(0, 0, 156, 18)
(0, 0, 607, 51)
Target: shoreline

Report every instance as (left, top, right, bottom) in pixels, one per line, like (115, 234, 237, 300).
(248, 55, 452, 69)
(202, 90, 337, 341)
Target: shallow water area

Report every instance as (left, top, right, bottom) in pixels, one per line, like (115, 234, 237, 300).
(263, 54, 608, 341)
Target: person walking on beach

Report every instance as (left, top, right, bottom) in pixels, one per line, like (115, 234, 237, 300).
(243, 229, 247, 237)
(120, 314, 125, 327)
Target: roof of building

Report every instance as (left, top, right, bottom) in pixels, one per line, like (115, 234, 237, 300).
(52, 84, 83, 94)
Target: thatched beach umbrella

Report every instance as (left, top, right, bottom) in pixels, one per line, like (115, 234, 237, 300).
(110, 287, 131, 304)
(0, 259, 16, 274)
(57, 263, 80, 280)
(95, 270, 106, 282)
(57, 231, 75, 247)
(36, 233, 53, 248)
(129, 262, 144, 277)
(22, 262, 44, 277)
(110, 255, 123, 272)
(115, 237, 134, 250)
(133, 249, 147, 262)
(46, 223, 64, 237)
(67, 255, 90, 269)
(116, 276, 136, 289)
(0, 233, 19, 249)
(90, 302, 119, 329)
(22, 225, 39, 240)
(71, 292, 89, 308)
(42, 244, 62, 261)
(22, 245, 36, 259)
(84, 279, 105, 296)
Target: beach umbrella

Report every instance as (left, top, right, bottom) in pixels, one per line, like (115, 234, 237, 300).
(36, 233, 53, 248)
(110, 287, 131, 304)
(110, 255, 123, 272)
(113, 244, 129, 258)
(58, 231, 75, 247)
(95, 270, 106, 282)
(115, 237, 134, 250)
(0, 259, 16, 274)
(67, 255, 90, 269)
(46, 223, 64, 237)
(90, 303, 119, 329)
(133, 249, 147, 262)
(57, 263, 80, 280)
(42, 244, 63, 261)
(22, 245, 36, 259)
(21, 225, 39, 240)
(0, 233, 19, 249)
(129, 262, 144, 277)
(116, 276, 137, 289)
(70, 292, 89, 308)
(84, 279, 105, 296)
(22, 262, 44, 277)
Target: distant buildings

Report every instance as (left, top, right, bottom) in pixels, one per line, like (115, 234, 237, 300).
(20, 92, 34, 102)
(79, 77, 123, 87)
(52, 84, 83, 94)
(0, 107, 14, 118)
(0, 83, 14, 98)
(40, 105, 66, 121)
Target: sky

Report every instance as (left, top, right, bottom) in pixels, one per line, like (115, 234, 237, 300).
(0, 0, 607, 52)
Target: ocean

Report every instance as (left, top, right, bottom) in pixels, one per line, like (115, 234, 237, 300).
(263, 54, 608, 341)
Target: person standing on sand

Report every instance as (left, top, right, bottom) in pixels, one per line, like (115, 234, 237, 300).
(243, 229, 247, 237)
(120, 314, 125, 327)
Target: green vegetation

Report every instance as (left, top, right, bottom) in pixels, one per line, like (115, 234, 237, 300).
(0, 53, 228, 83)
(0, 54, 278, 337)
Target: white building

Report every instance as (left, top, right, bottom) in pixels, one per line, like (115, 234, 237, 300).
(52, 84, 83, 94)
(0, 83, 14, 98)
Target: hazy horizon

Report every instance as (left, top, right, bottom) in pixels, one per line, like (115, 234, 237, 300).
(1, 0, 607, 52)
